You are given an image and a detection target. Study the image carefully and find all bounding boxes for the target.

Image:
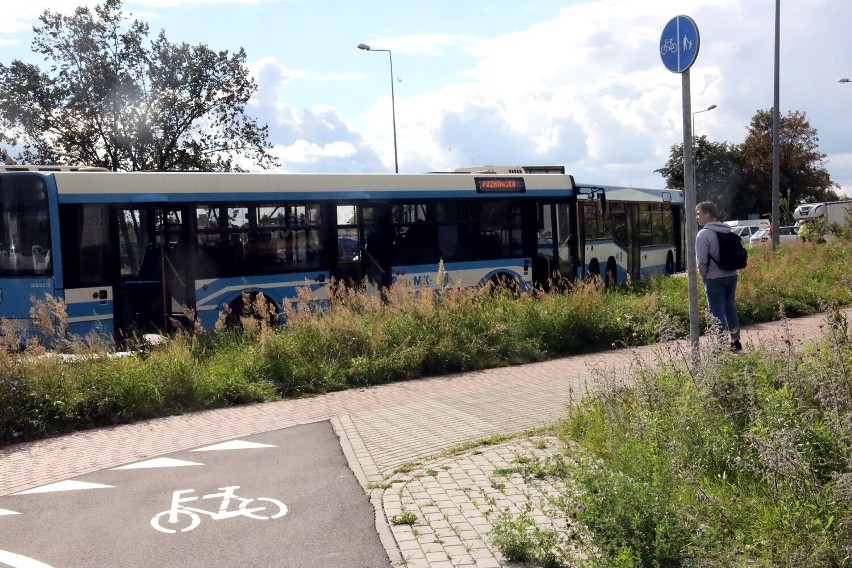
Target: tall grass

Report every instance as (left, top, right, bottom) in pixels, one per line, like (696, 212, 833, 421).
(1, 242, 851, 447)
(516, 309, 852, 567)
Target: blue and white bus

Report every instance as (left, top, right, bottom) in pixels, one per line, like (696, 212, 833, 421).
(459, 167, 685, 284)
(578, 184, 685, 283)
(0, 166, 585, 343)
(0, 165, 683, 344)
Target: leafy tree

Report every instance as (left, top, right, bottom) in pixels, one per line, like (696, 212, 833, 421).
(0, 0, 277, 171)
(740, 109, 840, 210)
(655, 137, 747, 220)
(656, 109, 840, 221)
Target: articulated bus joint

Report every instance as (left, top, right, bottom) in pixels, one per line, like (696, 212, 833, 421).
(576, 185, 606, 210)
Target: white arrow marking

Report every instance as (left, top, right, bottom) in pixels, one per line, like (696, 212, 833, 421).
(13, 480, 114, 495)
(111, 458, 203, 470)
(0, 549, 57, 567)
(191, 440, 277, 452)
(0, 509, 20, 516)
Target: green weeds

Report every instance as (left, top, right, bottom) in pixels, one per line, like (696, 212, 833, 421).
(1, 242, 851, 449)
(488, 308, 852, 567)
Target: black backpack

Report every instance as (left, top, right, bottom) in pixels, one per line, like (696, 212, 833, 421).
(709, 231, 748, 271)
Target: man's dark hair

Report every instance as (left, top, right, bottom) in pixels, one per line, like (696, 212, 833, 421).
(696, 201, 720, 220)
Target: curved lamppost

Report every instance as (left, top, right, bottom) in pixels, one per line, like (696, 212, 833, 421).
(358, 43, 399, 173)
(691, 104, 717, 195)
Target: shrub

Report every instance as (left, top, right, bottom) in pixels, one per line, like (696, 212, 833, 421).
(556, 309, 852, 566)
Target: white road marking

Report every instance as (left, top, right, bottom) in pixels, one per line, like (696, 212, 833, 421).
(12, 480, 114, 495)
(0, 509, 20, 516)
(191, 440, 277, 452)
(0, 549, 57, 568)
(111, 458, 203, 470)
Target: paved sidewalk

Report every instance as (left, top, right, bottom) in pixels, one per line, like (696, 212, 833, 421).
(0, 310, 846, 566)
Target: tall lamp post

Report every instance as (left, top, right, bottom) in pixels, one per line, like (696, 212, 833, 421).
(358, 43, 399, 173)
(691, 104, 717, 196)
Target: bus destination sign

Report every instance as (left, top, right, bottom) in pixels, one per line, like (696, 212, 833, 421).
(474, 177, 526, 194)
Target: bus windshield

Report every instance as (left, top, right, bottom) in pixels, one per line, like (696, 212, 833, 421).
(0, 174, 53, 276)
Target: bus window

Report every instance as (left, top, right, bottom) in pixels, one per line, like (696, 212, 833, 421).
(478, 200, 522, 259)
(611, 202, 628, 248)
(639, 203, 653, 247)
(0, 174, 52, 276)
(60, 204, 111, 287)
(434, 201, 476, 262)
(196, 203, 325, 278)
(254, 204, 324, 271)
(392, 203, 437, 264)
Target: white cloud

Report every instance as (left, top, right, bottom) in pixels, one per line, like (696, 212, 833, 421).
(273, 139, 356, 164)
(2, 0, 850, 195)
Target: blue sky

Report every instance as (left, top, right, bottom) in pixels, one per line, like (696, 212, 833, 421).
(2, 0, 851, 196)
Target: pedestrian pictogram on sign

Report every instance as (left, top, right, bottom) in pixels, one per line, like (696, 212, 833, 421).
(660, 15, 700, 73)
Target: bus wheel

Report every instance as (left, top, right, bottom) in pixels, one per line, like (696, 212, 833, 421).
(225, 292, 279, 329)
(665, 251, 675, 275)
(605, 257, 618, 287)
(487, 274, 521, 296)
(587, 258, 600, 283)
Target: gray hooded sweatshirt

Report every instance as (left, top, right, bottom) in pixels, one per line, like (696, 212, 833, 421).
(696, 221, 739, 280)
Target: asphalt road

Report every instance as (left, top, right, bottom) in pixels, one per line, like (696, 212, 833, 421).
(0, 421, 391, 568)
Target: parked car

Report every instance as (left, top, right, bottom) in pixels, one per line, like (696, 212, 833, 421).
(731, 224, 764, 244)
(749, 226, 799, 247)
(778, 225, 800, 243)
(749, 229, 770, 246)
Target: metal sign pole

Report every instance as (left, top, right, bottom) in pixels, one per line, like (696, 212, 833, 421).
(682, 69, 701, 358)
(661, 14, 702, 361)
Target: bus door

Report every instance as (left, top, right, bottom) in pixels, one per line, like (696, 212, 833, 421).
(618, 203, 640, 281)
(671, 204, 684, 272)
(535, 201, 576, 287)
(331, 204, 391, 290)
(114, 206, 192, 337)
(332, 204, 361, 287)
(360, 204, 392, 289)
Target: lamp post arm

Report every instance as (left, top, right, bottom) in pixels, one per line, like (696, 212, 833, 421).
(387, 50, 399, 173)
(358, 44, 399, 173)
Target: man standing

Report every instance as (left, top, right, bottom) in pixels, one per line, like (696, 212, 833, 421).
(695, 201, 742, 351)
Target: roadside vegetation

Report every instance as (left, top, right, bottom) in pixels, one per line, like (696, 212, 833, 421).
(1, 240, 851, 448)
(489, 310, 852, 567)
(2, 241, 851, 565)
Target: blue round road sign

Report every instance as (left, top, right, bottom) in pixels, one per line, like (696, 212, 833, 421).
(660, 15, 700, 73)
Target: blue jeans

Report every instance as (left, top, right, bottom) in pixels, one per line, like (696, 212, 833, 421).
(703, 275, 741, 342)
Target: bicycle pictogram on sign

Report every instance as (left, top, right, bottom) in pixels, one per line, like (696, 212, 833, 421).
(151, 485, 288, 534)
(660, 37, 677, 55)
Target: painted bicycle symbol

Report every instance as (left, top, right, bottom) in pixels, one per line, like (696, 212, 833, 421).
(151, 485, 288, 534)
(660, 37, 677, 55)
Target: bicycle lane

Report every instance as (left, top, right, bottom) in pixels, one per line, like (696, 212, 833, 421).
(0, 421, 391, 568)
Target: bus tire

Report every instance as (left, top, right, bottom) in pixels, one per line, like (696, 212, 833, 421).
(487, 273, 521, 296)
(587, 258, 600, 282)
(605, 257, 618, 286)
(226, 292, 279, 328)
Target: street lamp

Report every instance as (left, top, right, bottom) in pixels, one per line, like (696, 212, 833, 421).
(358, 43, 399, 173)
(691, 104, 717, 194)
(691, 104, 717, 136)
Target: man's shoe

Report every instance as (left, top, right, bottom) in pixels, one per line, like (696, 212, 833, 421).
(731, 340, 743, 351)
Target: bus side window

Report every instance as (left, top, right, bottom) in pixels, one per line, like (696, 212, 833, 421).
(60, 204, 112, 287)
(32, 245, 50, 272)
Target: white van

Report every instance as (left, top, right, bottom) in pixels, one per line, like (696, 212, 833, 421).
(725, 219, 769, 243)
